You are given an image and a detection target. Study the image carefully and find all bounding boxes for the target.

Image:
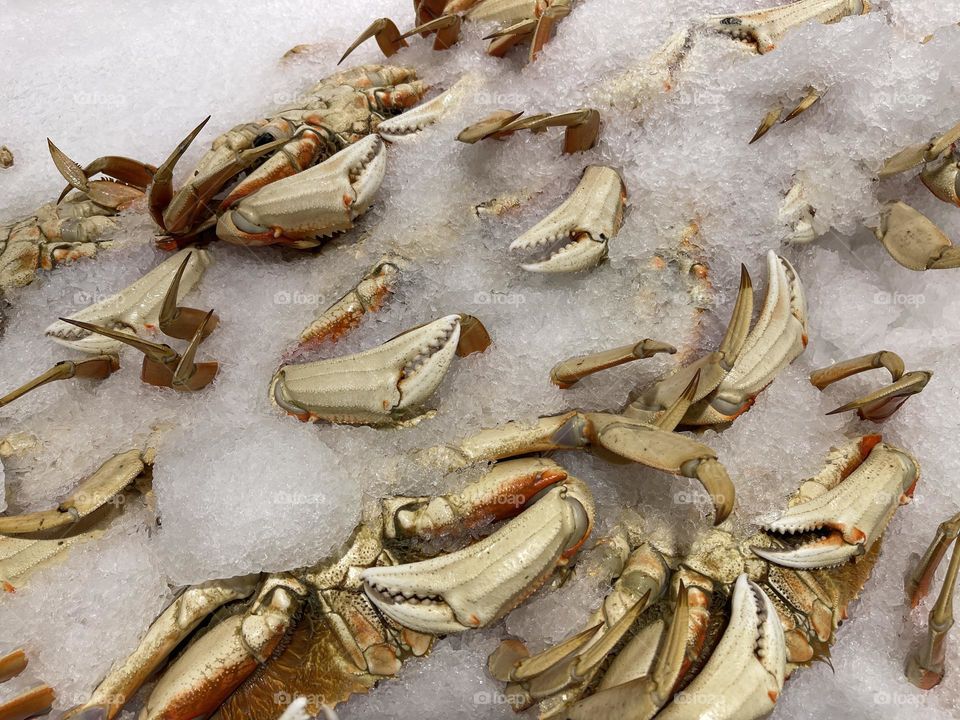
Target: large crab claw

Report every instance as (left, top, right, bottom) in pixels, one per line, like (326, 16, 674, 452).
(509, 165, 626, 273)
(753, 437, 919, 568)
(872, 201, 960, 270)
(270, 314, 490, 426)
(702, 0, 871, 55)
(216, 134, 386, 248)
(45, 248, 211, 354)
(811, 350, 931, 421)
(655, 575, 786, 720)
(362, 476, 594, 634)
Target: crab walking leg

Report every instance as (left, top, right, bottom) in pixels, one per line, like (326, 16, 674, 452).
(550, 339, 676, 388)
(0, 448, 148, 534)
(0, 355, 119, 408)
(879, 119, 960, 180)
(65, 577, 261, 720)
(872, 202, 960, 271)
(0, 684, 55, 720)
(811, 351, 905, 389)
(509, 165, 627, 273)
(294, 259, 402, 353)
(905, 512, 960, 689)
(702, 0, 871, 55)
(825, 371, 932, 421)
(216, 135, 387, 248)
(418, 409, 735, 524)
(363, 477, 594, 634)
(45, 248, 211, 354)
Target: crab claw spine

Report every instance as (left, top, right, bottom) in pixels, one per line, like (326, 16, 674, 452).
(511, 165, 626, 274)
(754, 441, 919, 569)
(363, 478, 594, 634)
(655, 575, 786, 720)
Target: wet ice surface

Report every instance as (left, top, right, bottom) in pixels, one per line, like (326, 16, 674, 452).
(1, 0, 959, 718)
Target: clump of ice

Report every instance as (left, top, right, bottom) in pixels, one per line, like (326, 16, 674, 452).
(1, 0, 959, 718)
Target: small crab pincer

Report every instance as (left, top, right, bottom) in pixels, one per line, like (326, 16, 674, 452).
(271, 314, 491, 426)
(509, 165, 626, 273)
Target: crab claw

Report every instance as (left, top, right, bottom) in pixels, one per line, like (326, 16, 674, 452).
(363, 478, 594, 634)
(510, 165, 626, 273)
(754, 440, 919, 569)
(45, 248, 211, 354)
(377, 75, 478, 142)
(656, 574, 786, 720)
(872, 202, 960, 270)
(271, 314, 488, 426)
(216, 135, 386, 248)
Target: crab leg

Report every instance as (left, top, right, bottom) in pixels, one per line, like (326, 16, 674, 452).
(509, 165, 626, 273)
(702, 0, 871, 55)
(811, 350, 904, 389)
(293, 259, 402, 356)
(905, 512, 960, 689)
(0, 448, 147, 535)
(0, 684, 55, 720)
(47, 139, 155, 210)
(879, 119, 960, 179)
(825, 371, 931, 421)
(872, 201, 960, 270)
(65, 577, 261, 720)
(158, 252, 219, 340)
(0, 355, 119, 408)
(458, 108, 601, 153)
(362, 476, 594, 633)
(45, 248, 211, 354)
(338, 18, 409, 64)
(550, 339, 676, 388)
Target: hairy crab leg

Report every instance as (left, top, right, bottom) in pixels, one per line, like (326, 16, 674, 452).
(905, 512, 960, 689)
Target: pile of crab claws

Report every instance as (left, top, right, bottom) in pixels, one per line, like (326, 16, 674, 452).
(457, 108, 600, 154)
(753, 439, 919, 569)
(46, 138, 155, 210)
(362, 478, 594, 634)
(749, 87, 824, 144)
(0, 355, 119, 409)
(509, 165, 626, 274)
(871, 202, 960, 271)
(811, 350, 932, 421)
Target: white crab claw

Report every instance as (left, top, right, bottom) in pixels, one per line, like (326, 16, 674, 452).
(656, 574, 786, 720)
(693, 251, 807, 422)
(216, 134, 386, 247)
(45, 249, 210, 354)
(362, 479, 594, 634)
(377, 75, 478, 142)
(872, 201, 960, 271)
(510, 165, 626, 273)
(271, 315, 467, 425)
(754, 441, 919, 569)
